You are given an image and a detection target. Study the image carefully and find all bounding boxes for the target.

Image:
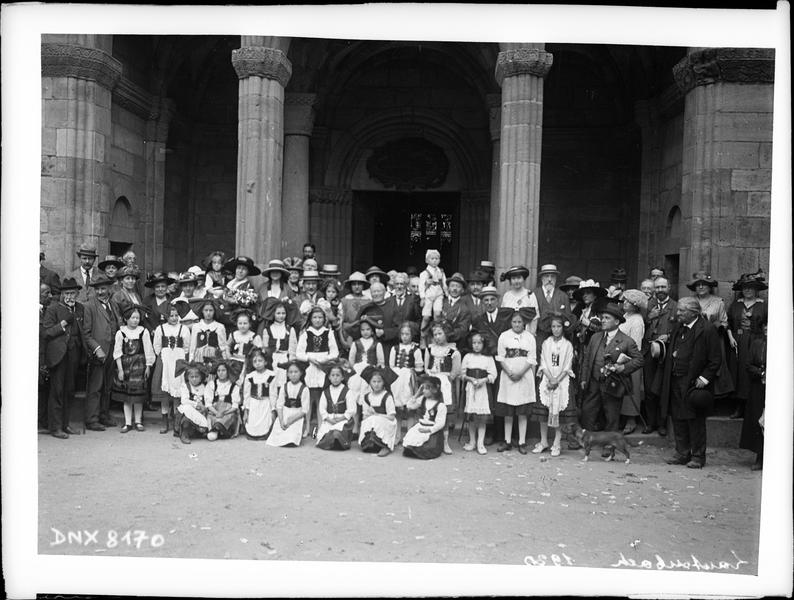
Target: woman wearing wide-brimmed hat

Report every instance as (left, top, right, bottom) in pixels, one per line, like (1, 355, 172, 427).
(572, 279, 607, 348)
(257, 259, 296, 322)
(559, 275, 583, 317)
(727, 270, 769, 418)
(111, 265, 144, 319)
(618, 290, 647, 434)
(143, 271, 176, 331)
(340, 271, 371, 350)
(687, 271, 735, 401)
(98, 255, 124, 292)
(499, 266, 540, 334)
(282, 257, 304, 295)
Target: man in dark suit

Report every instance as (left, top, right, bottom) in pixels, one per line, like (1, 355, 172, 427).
(579, 302, 644, 433)
(386, 272, 421, 336)
(82, 275, 122, 430)
(432, 272, 472, 348)
(42, 277, 86, 438)
(660, 297, 722, 469)
(69, 242, 100, 304)
(40, 252, 62, 299)
(533, 264, 574, 350)
(642, 277, 678, 435)
(348, 282, 400, 352)
(463, 269, 489, 321)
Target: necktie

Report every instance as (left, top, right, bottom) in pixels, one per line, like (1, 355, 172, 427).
(475, 298, 480, 306)
(398, 297, 403, 307)
(489, 312, 495, 324)
(545, 290, 552, 303)
(84, 269, 91, 286)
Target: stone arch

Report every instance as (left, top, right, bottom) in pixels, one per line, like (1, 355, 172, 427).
(325, 108, 487, 190)
(108, 195, 137, 251)
(666, 205, 682, 240)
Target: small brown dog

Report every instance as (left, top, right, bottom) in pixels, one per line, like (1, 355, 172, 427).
(573, 425, 633, 464)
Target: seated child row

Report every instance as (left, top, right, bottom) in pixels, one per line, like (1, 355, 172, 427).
(126, 298, 578, 459)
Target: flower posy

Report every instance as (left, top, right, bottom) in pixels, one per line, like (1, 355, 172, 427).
(232, 288, 259, 307)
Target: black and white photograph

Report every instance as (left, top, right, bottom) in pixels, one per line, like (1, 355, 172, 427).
(2, 2, 792, 597)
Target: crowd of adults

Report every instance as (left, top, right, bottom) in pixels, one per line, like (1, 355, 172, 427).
(39, 240, 768, 469)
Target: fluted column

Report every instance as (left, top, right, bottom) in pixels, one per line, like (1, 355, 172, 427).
(493, 45, 553, 286)
(486, 92, 501, 263)
(673, 47, 774, 298)
(282, 93, 317, 257)
(41, 34, 121, 275)
(232, 39, 292, 263)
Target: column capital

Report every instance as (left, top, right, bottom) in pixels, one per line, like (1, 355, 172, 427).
(231, 46, 292, 87)
(673, 47, 775, 94)
(41, 42, 122, 90)
(284, 93, 317, 136)
(486, 92, 502, 141)
(495, 48, 553, 86)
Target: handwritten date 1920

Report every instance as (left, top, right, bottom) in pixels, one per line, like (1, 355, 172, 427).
(524, 553, 575, 566)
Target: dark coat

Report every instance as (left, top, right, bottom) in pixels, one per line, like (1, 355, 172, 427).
(42, 300, 86, 368)
(644, 296, 678, 344)
(462, 293, 486, 320)
(470, 308, 513, 356)
(660, 315, 722, 421)
(436, 296, 472, 346)
(40, 264, 62, 297)
(387, 293, 421, 329)
(143, 294, 172, 331)
(69, 266, 100, 303)
(579, 329, 644, 389)
(82, 296, 122, 357)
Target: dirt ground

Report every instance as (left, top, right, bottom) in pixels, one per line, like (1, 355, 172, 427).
(38, 409, 761, 574)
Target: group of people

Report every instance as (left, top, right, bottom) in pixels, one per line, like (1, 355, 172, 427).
(39, 241, 768, 467)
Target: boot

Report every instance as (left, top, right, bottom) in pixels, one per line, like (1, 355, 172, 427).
(159, 414, 170, 434)
(180, 427, 191, 445)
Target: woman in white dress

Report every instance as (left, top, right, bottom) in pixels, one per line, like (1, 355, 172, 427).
(241, 348, 278, 440)
(358, 369, 398, 457)
(495, 309, 537, 454)
(499, 265, 539, 335)
(267, 361, 310, 447)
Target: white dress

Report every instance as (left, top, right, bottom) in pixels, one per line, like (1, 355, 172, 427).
(178, 382, 209, 429)
(358, 391, 398, 450)
(538, 336, 574, 426)
(267, 381, 309, 447)
(243, 369, 278, 439)
(460, 352, 496, 415)
(496, 330, 537, 406)
(388, 343, 424, 408)
(152, 323, 191, 397)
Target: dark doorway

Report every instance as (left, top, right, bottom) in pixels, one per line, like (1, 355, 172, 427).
(352, 192, 460, 274)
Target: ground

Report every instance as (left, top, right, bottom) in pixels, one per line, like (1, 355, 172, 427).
(39, 410, 761, 574)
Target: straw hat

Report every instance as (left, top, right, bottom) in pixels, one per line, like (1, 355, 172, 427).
(500, 265, 529, 282)
(686, 272, 718, 291)
(76, 242, 98, 258)
(538, 264, 560, 276)
(261, 259, 290, 279)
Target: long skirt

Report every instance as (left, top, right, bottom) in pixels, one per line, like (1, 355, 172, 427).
(359, 414, 397, 452)
(316, 417, 354, 450)
(464, 381, 492, 416)
(178, 402, 209, 429)
(266, 406, 305, 446)
(713, 329, 735, 397)
(531, 375, 577, 425)
(402, 422, 444, 459)
(208, 402, 240, 438)
(245, 397, 274, 440)
(112, 352, 147, 404)
(739, 381, 765, 454)
(194, 345, 221, 365)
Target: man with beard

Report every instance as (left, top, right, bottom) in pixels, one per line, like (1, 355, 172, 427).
(42, 277, 86, 438)
(463, 269, 489, 320)
(82, 275, 123, 430)
(348, 282, 400, 351)
(532, 264, 572, 351)
(386, 272, 421, 339)
(642, 277, 677, 436)
(432, 272, 473, 348)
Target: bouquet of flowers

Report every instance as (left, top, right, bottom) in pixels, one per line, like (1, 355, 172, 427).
(229, 288, 259, 307)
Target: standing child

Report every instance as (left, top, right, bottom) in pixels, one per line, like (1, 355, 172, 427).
(358, 369, 398, 457)
(242, 348, 278, 440)
(347, 316, 386, 407)
(460, 332, 497, 454)
(267, 361, 310, 447)
(228, 309, 262, 383)
(402, 375, 448, 460)
(389, 322, 424, 443)
(318, 279, 344, 344)
(203, 250, 228, 290)
(495, 309, 537, 454)
(189, 299, 229, 365)
(259, 301, 297, 389)
(295, 306, 339, 438)
(152, 305, 191, 434)
(419, 249, 448, 334)
(425, 320, 461, 455)
(316, 362, 356, 451)
(531, 313, 576, 457)
(204, 359, 242, 440)
(113, 305, 155, 433)
(175, 361, 210, 444)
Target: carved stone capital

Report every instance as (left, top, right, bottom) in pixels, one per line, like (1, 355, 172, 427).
(673, 47, 775, 94)
(231, 46, 292, 87)
(41, 43, 122, 90)
(284, 93, 317, 136)
(486, 92, 502, 141)
(495, 48, 553, 86)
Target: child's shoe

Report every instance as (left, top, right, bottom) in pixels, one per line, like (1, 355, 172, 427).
(120, 424, 132, 433)
(377, 447, 391, 457)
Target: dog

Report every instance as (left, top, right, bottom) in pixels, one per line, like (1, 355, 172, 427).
(572, 424, 633, 464)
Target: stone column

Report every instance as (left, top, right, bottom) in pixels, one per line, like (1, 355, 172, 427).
(493, 45, 553, 285)
(634, 98, 661, 278)
(309, 188, 353, 275)
(231, 38, 292, 263)
(144, 97, 176, 273)
(282, 93, 317, 257)
(673, 47, 774, 298)
(41, 35, 121, 275)
(486, 92, 502, 263)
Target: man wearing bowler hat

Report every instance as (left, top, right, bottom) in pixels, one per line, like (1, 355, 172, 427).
(533, 264, 572, 349)
(660, 297, 722, 468)
(579, 302, 644, 435)
(463, 269, 490, 319)
(82, 275, 123, 430)
(42, 277, 86, 438)
(70, 242, 100, 303)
